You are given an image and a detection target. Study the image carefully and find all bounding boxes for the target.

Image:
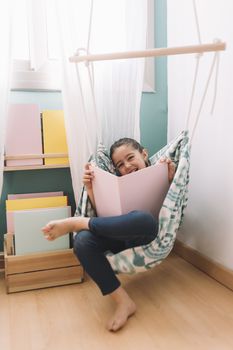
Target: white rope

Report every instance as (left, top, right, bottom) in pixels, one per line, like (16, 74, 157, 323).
(86, 0, 94, 55)
(85, 0, 102, 144)
(185, 54, 201, 130)
(192, 0, 202, 45)
(73, 0, 102, 147)
(74, 60, 93, 156)
(190, 51, 218, 143)
(86, 63, 102, 144)
(210, 50, 220, 115)
(187, 1, 221, 141)
(185, 0, 202, 130)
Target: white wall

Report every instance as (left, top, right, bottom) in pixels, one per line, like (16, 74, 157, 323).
(167, 0, 233, 270)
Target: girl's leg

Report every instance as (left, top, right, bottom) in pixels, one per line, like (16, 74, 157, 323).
(73, 230, 136, 331)
(80, 210, 158, 331)
(42, 210, 158, 243)
(73, 230, 123, 295)
(89, 210, 158, 242)
(43, 211, 158, 331)
(42, 216, 90, 241)
(107, 286, 136, 332)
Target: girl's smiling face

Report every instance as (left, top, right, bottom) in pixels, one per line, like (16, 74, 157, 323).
(111, 144, 148, 176)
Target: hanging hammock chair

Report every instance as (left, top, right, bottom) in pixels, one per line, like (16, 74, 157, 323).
(73, 46, 220, 274)
(70, 0, 224, 275)
(74, 130, 190, 274)
(72, 46, 220, 275)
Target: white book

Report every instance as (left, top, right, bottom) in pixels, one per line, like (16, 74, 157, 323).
(91, 163, 170, 217)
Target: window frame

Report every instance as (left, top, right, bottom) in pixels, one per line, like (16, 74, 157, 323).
(11, 0, 155, 93)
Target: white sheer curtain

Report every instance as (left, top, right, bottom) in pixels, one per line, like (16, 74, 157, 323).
(0, 2, 12, 199)
(55, 0, 147, 203)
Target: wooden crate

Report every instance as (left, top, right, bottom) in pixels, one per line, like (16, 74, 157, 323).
(4, 234, 84, 293)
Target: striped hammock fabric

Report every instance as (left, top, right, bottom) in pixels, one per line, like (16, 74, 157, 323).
(74, 130, 190, 274)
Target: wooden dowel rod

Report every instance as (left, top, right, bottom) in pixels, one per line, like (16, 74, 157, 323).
(5, 153, 68, 160)
(69, 42, 226, 63)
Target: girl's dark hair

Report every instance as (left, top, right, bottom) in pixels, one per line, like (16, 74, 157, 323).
(110, 138, 144, 159)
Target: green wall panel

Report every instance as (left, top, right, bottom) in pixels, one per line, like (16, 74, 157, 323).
(140, 0, 167, 156)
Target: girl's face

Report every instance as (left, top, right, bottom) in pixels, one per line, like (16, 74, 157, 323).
(111, 144, 148, 176)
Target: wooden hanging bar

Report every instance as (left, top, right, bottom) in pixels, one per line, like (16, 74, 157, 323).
(69, 42, 226, 63)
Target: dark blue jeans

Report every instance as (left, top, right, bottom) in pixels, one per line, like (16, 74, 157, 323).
(73, 210, 158, 295)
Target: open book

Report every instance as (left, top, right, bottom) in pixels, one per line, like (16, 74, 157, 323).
(91, 163, 170, 217)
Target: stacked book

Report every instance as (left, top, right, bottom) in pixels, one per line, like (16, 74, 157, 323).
(5, 104, 69, 167)
(6, 192, 71, 255)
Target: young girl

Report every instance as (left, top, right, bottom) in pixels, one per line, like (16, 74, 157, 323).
(42, 138, 175, 332)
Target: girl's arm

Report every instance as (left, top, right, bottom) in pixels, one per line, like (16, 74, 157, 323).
(86, 187, 96, 209)
(83, 163, 96, 209)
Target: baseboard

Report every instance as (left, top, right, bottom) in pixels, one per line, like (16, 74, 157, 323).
(174, 240, 233, 291)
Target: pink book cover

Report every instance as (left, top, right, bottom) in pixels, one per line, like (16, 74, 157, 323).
(91, 163, 170, 217)
(8, 191, 63, 200)
(6, 192, 64, 232)
(5, 104, 43, 166)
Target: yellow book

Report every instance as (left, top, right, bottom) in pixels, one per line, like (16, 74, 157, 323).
(42, 110, 69, 165)
(6, 196, 67, 211)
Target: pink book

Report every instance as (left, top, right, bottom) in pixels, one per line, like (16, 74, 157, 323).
(91, 163, 170, 217)
(8, 191, 63, 200)
(5, 104, 43, 166)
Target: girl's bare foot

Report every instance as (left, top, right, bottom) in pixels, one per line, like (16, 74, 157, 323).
(107, 287, 136, 332)
(42, 217, 90, 241)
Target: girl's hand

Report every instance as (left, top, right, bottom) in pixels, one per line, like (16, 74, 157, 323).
(159, 157, 176, 183)
(83, 163, 94, 190)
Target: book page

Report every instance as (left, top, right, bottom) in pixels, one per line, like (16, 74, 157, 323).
(91, 166, 122, 217)
(118, 163, 169, 217)
(91, 163, 170, 217)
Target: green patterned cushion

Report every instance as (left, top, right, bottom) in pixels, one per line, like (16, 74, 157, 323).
(75, 131, 190, 274)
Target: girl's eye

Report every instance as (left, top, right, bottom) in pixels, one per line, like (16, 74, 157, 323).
(117, 163, 123, 168)
(128, 155, 134, 161)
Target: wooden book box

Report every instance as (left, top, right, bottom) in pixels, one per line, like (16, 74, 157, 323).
(4, 234, 84, 293)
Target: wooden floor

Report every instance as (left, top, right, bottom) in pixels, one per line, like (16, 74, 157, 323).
(0, 254, 233, 350)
